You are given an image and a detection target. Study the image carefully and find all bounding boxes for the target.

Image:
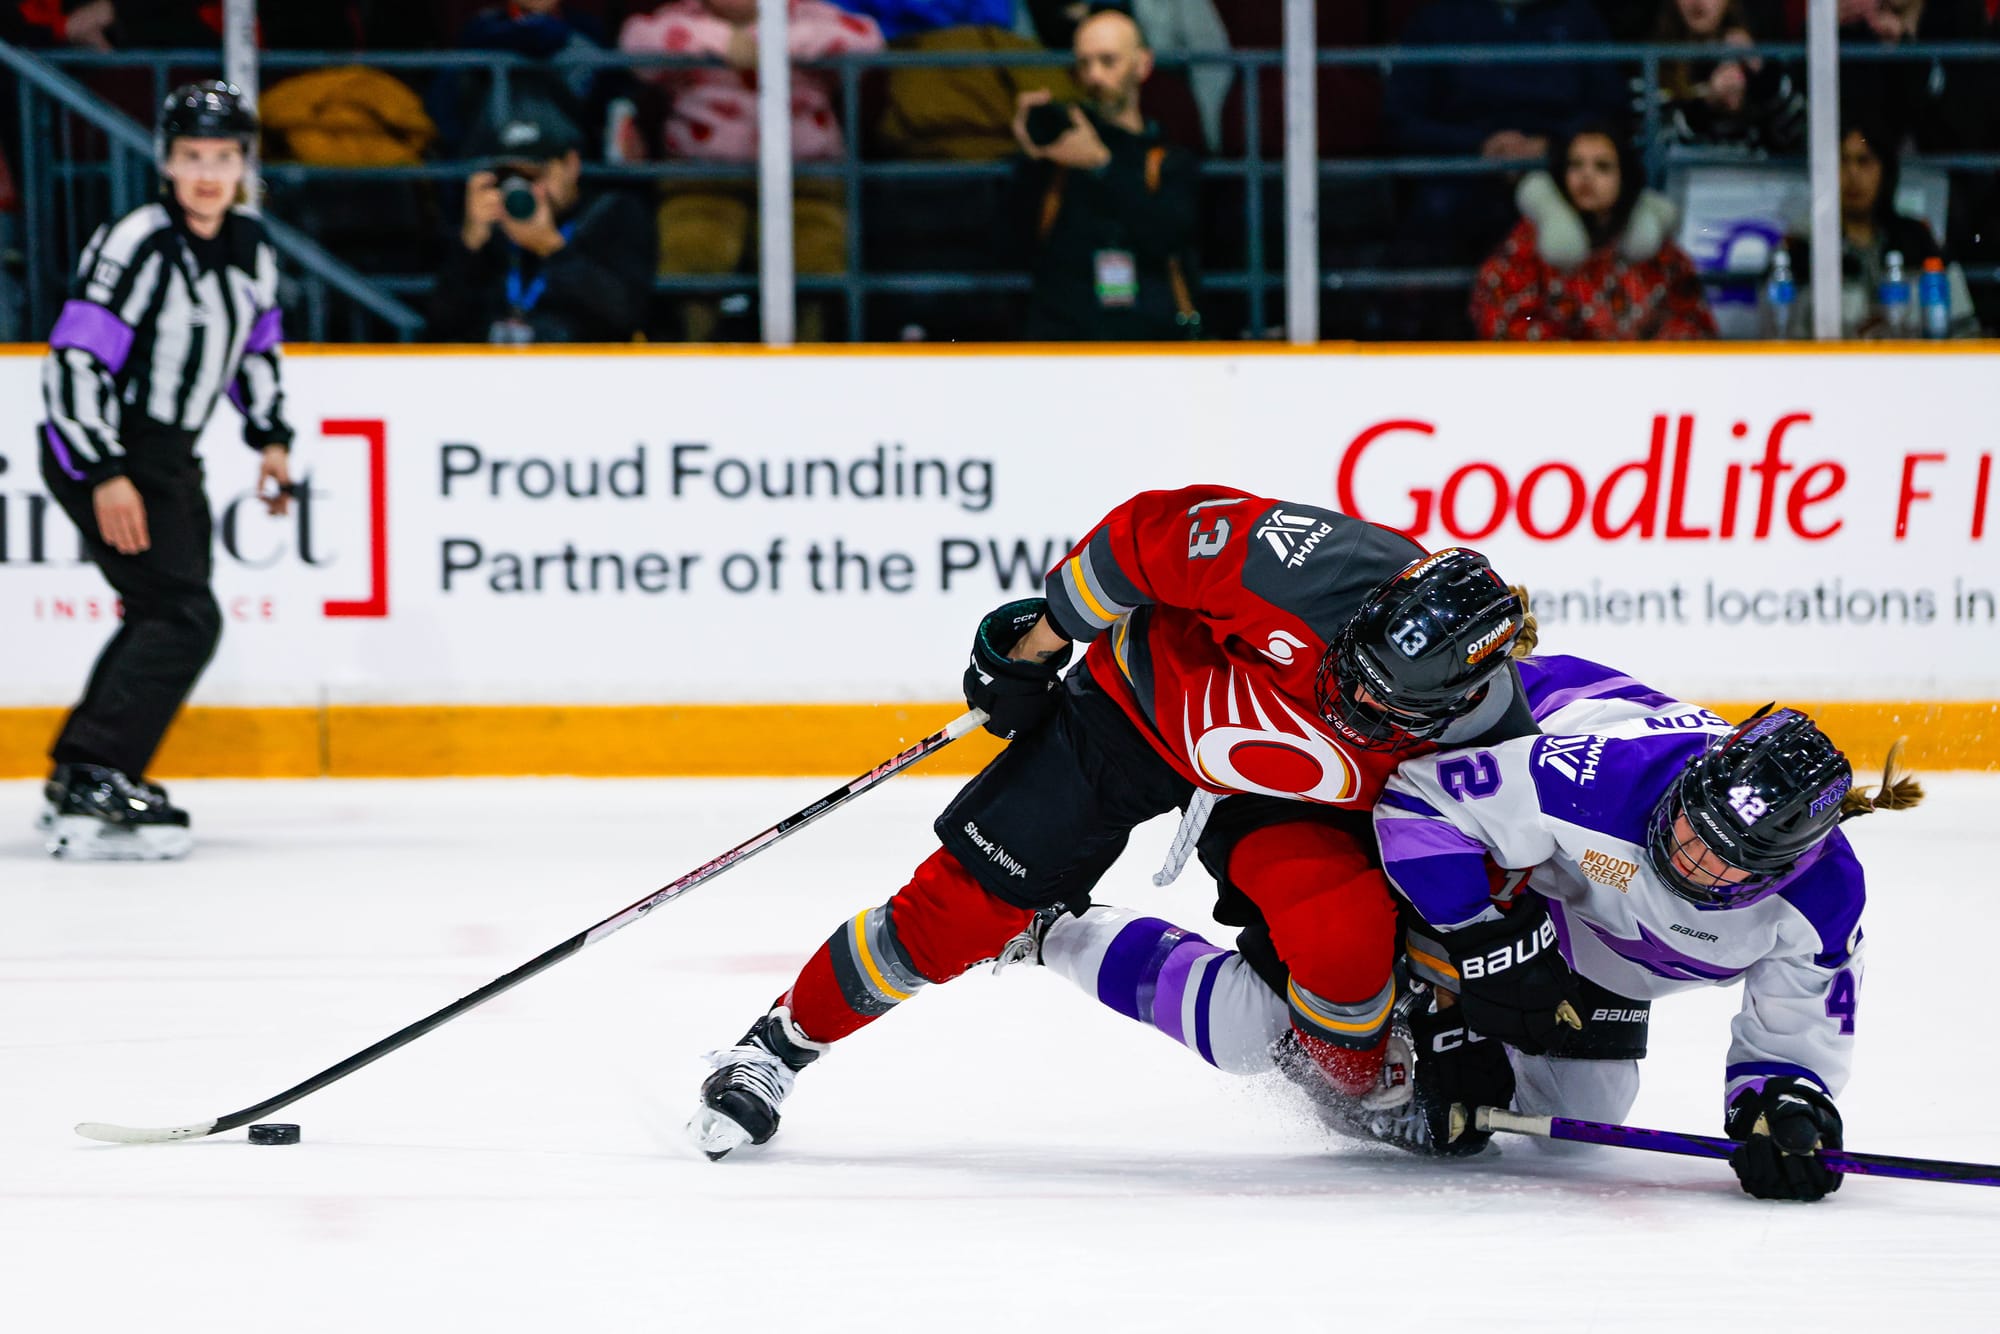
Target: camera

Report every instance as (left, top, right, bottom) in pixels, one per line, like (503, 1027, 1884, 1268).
(497, 169, 540, 222)
(1024, 102, 1077, 148)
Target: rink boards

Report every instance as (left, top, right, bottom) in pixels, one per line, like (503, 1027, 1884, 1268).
(1, 343, 1995, 775)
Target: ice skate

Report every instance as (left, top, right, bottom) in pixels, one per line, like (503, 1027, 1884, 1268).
(43, 764, 193, 862)
(688, 1006, 826, 1160)
(1274, 996, 1432, 1153)
(991, 908, 1062, 973)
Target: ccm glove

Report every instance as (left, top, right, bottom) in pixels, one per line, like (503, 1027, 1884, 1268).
(1439, 900, 1584, 1056)
(964, 598, 1073, 741)
(1725, 1077, 1844, 1202)
(1406, 993, 1518, 1157)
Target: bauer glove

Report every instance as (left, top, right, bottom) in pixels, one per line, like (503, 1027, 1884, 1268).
(1726, 1076, 1844, 1202)
(964, 598, 1073, 741)
(1438, 899, 1584, 1056)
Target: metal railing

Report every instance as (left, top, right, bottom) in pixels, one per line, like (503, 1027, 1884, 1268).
(14, 39, 2000, 340)
(2, 42, 425, 341)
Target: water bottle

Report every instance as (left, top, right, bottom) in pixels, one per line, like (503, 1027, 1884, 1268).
(1919, 256, 1952, 339)
(1879, 250, 1914, 337)
(1762, 245, 1798, 339)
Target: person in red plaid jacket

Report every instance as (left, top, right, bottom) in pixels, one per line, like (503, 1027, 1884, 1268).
(1471, 126, 1717, 342)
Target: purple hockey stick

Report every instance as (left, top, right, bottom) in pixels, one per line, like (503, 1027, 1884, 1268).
(1476, 1107, 2000, 1187)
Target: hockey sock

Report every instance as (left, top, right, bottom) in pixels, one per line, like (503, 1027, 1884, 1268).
(782, 848, 1032, 1044)
(1227, 820, 1399, 1087)
(1039, 906, 1294, 1075)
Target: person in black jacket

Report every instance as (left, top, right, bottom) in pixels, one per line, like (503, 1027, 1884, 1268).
(1009, 7, 1201, 341)
(38, 81, 293, 861)
(428, 105, 655, 344)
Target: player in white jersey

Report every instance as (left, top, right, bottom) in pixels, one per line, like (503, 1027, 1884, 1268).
(1006, 655, 1919, 1201)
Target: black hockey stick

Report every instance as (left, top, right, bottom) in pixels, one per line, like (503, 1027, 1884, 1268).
(75, 708, 989, 1144)
(1476, 1107, 2000, 1187)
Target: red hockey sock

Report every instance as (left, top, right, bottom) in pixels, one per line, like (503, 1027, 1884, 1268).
(1228, 819, 1399, 1069)
(781, 848, 1034, 1044)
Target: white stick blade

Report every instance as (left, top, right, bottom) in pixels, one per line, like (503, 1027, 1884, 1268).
(75, 1120, 219, 1144)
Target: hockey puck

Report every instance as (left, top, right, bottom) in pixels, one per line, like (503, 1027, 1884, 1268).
(247, 1123, 301, 1145)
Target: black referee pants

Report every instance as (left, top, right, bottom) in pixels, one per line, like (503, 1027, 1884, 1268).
(41, 450, 222, 780)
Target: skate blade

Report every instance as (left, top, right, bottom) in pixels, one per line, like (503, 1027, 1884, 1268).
(34, 804, 55, 834)
(46, 816, 192, 862)
(687, 1103, 756, 1161)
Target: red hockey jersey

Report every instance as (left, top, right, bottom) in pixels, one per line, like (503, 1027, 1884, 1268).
(1041, 485, 1445, 810)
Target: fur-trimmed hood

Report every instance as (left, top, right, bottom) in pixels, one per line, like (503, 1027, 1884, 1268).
(1516, 170, 1679, 269)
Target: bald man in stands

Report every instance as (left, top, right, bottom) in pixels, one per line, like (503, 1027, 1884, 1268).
(1009, 7, 1203, 341)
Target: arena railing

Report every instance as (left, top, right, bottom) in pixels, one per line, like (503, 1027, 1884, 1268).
(2, 41, 426, 342)
(16, 40, 2000, 342)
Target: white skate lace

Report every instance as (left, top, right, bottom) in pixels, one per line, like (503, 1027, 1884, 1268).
(703, 1043, 791, 1107)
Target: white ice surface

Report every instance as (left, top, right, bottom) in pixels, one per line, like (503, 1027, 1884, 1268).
(5, 775, 1999, 1332)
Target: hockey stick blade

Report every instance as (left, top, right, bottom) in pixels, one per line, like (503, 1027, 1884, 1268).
(76, 1119, 219, 1145)
(1476, 1106, 2000, 1187)
(74, 708, 987, 1145)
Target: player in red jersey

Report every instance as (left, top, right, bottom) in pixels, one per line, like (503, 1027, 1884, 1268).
(689, 485, 1536, 1158)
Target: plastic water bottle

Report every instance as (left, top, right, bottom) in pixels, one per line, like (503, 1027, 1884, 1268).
(1919, 256, 1952, 339)
(1762, 245, 1798, 339)
(1879, 250, 1914, 337)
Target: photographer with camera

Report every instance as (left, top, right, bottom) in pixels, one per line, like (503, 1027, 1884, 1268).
(428, 104, 656, 344)
(1009, 6, 1201, 341)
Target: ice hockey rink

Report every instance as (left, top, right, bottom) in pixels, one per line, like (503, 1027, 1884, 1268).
(6, 769, 1999, 1332)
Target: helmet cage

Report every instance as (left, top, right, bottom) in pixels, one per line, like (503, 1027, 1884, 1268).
(1313, 548, 1520, 753)
(1644, 706, 1851, 909)
(1316, 620, 1487, 751)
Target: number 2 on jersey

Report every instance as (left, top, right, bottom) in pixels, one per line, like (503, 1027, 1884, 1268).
(1438, 752, 1501, 801)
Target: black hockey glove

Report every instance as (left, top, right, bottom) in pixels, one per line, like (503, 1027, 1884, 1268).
(1725, 1077, 1844, 1202)
(1407, 993, 1518, 1157)
(1439, 900, 1584, 1056)
(963, 598, 1073, 741)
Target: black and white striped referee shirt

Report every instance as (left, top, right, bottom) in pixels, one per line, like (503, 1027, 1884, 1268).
(41, 196, 292, 487)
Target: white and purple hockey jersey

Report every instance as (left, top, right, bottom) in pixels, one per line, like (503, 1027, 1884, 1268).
(1377, 655, 1865, 1107)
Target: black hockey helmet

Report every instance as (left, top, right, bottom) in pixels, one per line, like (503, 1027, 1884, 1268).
(1314, 547, 1524, 752)
(1647, 705, 1853, 909)
(155, 80, 258, 168)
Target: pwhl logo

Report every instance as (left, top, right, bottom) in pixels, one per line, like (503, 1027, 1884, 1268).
(3, 418, 389, 619)
(1256, 510, 1334, 568)
(1538, 734, 1606, 785)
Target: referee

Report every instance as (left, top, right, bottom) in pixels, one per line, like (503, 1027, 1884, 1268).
(38, 81, 293, 861)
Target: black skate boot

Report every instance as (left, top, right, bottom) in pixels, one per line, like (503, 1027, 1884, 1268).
(990, 907, 1062, 973)
(44, 764, 193, 861)
(1274, 1007, 1429, 1153)
(688, 1006, 827, 1161)
(1278, 986, 1512, 1158)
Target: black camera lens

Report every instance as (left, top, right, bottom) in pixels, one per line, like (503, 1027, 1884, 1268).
(500, 175, 538, 221)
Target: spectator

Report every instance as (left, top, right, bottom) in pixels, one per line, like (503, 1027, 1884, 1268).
(1840, 0, 2000, 153)
(1009, 7, 1200, 340)
(428, 104, 656, 343)
(1022, 0, 1234, 153)
(1385, 0, 1626, 264)
(429, 0, 617, 160)
(1648, 0, 1805, 155)
(1471, 125, 1717, 340)
(832, 0, 1013, 40)
(619, 0, 884, 341)
(7, 0, 218, 49)
(1809, 119, 1982, 335)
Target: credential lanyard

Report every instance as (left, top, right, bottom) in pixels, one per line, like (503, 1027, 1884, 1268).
(506, 222, 577, 313)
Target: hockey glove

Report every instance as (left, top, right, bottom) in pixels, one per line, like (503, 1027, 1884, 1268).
(1725, 1077, 1844, 1202)
(964, 598, 1073, 741)
(1407, 993, 1518, 1157)
(1438, 899, 1584, 1056)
